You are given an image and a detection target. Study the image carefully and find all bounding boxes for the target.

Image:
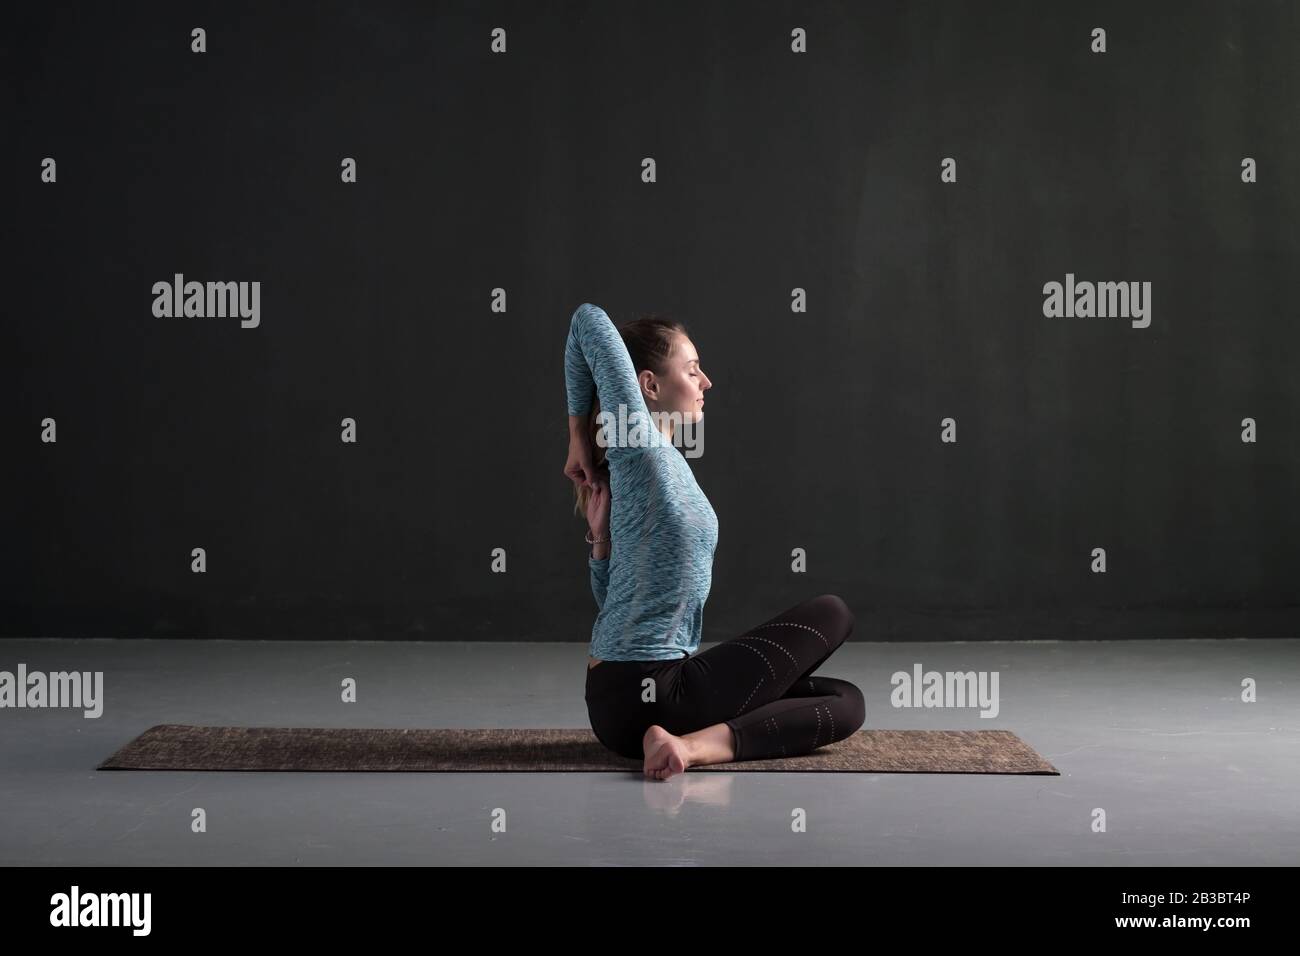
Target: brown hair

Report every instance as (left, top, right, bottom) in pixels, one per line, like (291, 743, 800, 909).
(572, 313, 690, 518)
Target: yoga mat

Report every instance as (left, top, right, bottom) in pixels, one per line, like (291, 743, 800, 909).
(97, 725, 1060, 774)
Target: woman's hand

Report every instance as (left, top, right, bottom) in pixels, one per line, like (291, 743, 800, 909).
(565, 430, 597, 489)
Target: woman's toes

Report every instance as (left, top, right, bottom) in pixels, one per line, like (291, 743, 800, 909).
(643, 726, 674, 774)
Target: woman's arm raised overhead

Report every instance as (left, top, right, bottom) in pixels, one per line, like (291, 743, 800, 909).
(564, 302, 656, 463)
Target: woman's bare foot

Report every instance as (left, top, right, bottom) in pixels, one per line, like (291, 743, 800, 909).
(642, 725, 691, 781)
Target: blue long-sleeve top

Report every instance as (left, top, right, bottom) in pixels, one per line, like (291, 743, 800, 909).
(565, 302, 719, 661)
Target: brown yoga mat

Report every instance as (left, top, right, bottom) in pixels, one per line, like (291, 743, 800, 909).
(97, 724, 1059, 774)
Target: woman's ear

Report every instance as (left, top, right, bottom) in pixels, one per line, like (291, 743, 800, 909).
(638, 369, 658, 400)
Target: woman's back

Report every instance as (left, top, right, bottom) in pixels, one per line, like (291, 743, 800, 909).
(565, 303, 719, 661)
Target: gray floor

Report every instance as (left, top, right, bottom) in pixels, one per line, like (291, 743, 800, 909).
(1, 638, 1296, 865)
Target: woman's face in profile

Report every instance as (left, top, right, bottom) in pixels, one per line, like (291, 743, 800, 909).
(647, 334, 711, 424)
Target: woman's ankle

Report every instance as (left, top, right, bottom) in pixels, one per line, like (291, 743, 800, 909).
(685, 724, 736, 765)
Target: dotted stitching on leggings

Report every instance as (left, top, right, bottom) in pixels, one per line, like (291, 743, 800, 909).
(733, 639, 776, 680)
(736, 679, 765, 716)
(826, 704, 835, 743)
(812, 704, 822, 748)
(764, 716, 786, 758)
(752, 620, 831, 650)
(745, 635, 801, 671)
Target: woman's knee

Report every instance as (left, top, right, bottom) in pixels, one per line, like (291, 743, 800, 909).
(811, 593, 855, 640)
(839, 680, 866, 734)
(819, 677, 865, 737)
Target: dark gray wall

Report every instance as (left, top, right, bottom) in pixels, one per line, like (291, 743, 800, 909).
(5, 1, 1297, 641)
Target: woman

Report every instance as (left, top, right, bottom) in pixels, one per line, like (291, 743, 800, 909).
(563, 302, 865, 780)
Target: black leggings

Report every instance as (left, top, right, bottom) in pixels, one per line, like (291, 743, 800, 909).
(584, 593, 865, 762)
